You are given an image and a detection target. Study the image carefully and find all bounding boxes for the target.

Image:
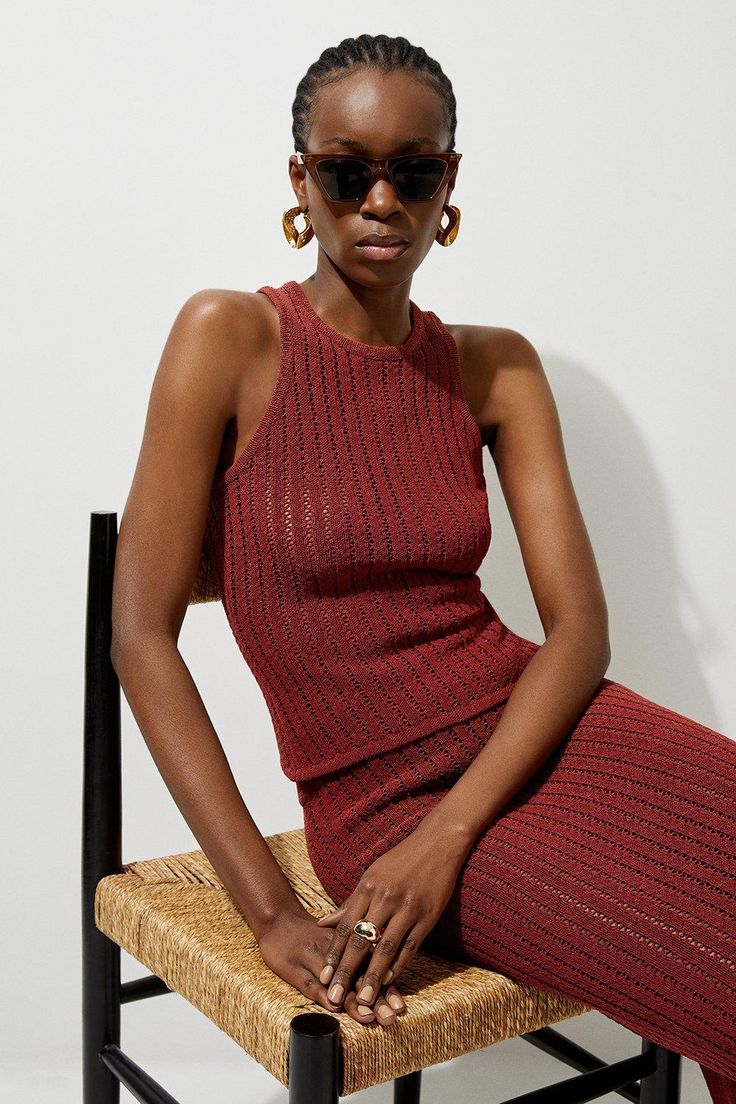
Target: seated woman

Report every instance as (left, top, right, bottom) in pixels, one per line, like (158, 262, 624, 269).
(110, 32, 736, 1104)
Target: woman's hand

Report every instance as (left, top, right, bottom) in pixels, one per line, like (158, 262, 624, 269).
(315, 821, 468, 1015)
(256, 904, 406, 1027)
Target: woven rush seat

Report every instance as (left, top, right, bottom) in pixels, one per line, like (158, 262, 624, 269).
(95, 825, 591, 1095)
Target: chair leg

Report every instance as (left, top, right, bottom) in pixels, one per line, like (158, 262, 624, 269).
(640, 1040, 682, 1104)
(82, 932, 121, 1103)
(394, 1069, 422, 1102)
(288, 1012, 341, 1103)
(82, 512, 123, 1103)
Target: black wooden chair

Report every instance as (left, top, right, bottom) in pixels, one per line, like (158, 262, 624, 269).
(83, 510, 682, 1102)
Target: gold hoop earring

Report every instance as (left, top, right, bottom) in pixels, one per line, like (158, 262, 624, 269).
(436, 204, 461, 246)
(282, 206, 314, 249)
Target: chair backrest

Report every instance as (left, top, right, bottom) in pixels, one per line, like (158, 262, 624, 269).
(82, 511, 123, 1077)
(82, 500, 219, 885)
(81, 506, 219, 1093)
(83, 511, 121, 886)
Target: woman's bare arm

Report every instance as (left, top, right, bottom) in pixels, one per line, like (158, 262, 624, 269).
(110, 289, 302, 940)
(415, 328, 611, 856)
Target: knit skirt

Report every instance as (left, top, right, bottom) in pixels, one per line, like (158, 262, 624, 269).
(296, 676, 736, 1103)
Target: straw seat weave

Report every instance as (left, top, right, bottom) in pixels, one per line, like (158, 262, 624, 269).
(94, 826, 591, 1095)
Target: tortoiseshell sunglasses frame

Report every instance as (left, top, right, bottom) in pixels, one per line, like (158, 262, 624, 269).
(297, 151, 462, 203)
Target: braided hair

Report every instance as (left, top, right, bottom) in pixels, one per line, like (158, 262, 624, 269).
(291, 34, 457, 153)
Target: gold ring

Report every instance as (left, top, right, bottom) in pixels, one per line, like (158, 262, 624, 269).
(353, 919, 382, 945)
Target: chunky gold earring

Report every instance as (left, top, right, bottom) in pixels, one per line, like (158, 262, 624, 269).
(436, 204, 461, 246)
(282, 206, 314, 248)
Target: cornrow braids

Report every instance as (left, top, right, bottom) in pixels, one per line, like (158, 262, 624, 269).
(291, 33, 457, 153)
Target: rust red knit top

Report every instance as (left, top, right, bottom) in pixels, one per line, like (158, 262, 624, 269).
(204, 279, 540, 782)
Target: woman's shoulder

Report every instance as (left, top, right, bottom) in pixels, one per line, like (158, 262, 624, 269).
(179, 287, 278, 346)
(176, 287, 280, 384)
(444, 321, 537, 364)
(443, 322, 544, 442)
(162, 289, 280, 433)
(445, 321, 542, 389)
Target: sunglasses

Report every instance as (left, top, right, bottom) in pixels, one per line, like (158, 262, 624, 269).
(298, 151, 462, 204)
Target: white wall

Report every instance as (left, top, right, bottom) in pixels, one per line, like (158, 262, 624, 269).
(2, 2, 733, 1099)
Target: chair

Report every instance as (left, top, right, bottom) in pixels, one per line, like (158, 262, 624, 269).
(83, 510, 683, 1102)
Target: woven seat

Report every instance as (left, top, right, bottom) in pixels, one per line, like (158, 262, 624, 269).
(85, 512, 683, 1102)
(96, 826, 590, 1095)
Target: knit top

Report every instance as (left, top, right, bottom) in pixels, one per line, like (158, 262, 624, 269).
(202, 279, 541, 782)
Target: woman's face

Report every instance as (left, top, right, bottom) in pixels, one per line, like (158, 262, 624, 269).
(288, 68, 458, 285)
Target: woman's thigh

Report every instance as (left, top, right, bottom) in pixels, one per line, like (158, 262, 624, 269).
(301, 677, 736, 1074)
(428, 679, 735, 1070)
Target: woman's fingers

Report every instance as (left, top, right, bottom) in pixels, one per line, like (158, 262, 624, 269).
(317, 899, 363, 992)
(373, 923, 424, 988)
(345, 971, 405, 1027)
(292, 919, 359, 1016)
(343, 985, 377, 1023)
(353, 911, 411, 1008)
(343, 971, 376, 1025)
(324, 925, 375, 1008)
(319, 891, 383, 1006)
(359, 989, 399, 1025)
(384, 983, 406, 1012)
(304, 969, 403, 1028)
(316, 894, 414, 1012)
(299, 965, 350, 1015)
(315, 900, 419, 1011)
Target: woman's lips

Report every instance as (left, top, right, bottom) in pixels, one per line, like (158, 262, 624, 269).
(355, 241, 410, 260)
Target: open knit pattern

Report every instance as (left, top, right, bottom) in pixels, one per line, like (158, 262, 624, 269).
(206, 278, 735, 1099)
(205, 279, 540, 781)
(298, 684, 736, 1098)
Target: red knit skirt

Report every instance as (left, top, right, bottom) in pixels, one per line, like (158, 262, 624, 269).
(297, 676, 736, 1102)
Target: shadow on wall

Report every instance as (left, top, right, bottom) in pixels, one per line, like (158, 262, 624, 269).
(480, 352, 720, 736)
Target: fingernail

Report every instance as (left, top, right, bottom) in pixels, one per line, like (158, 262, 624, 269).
(385, 967, 394, 982)
(357, 985, 373, 1003)
(329, 983, 344, 1004)
(320, 964, 334, 984)
(376, 1005, 395, 1023)
(388, 994, 405, 1011)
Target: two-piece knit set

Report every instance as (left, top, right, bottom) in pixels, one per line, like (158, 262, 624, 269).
(201, 278, 735, 1101)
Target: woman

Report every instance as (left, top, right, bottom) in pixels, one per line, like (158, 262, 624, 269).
(110, 34, 735, 1101)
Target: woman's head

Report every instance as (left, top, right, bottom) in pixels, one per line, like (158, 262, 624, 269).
(288, 34, 460, 284)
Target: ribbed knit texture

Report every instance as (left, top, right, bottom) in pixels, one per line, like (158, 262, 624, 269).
(207, 278, 540, 782)
(206, 278, 735, 1100)
(298, 678, 736, 1098)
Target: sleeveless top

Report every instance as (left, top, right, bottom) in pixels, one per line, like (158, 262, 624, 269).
(199, 279, 541, 782)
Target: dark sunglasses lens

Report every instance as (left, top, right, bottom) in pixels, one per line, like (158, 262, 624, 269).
(392, 157, 448, 200)
(314, 158, 372, 201)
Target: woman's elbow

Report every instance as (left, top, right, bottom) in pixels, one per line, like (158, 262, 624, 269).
(549, 612, 611, 676)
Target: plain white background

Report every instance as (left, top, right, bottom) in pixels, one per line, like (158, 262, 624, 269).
(2, 2, 734, 1100)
